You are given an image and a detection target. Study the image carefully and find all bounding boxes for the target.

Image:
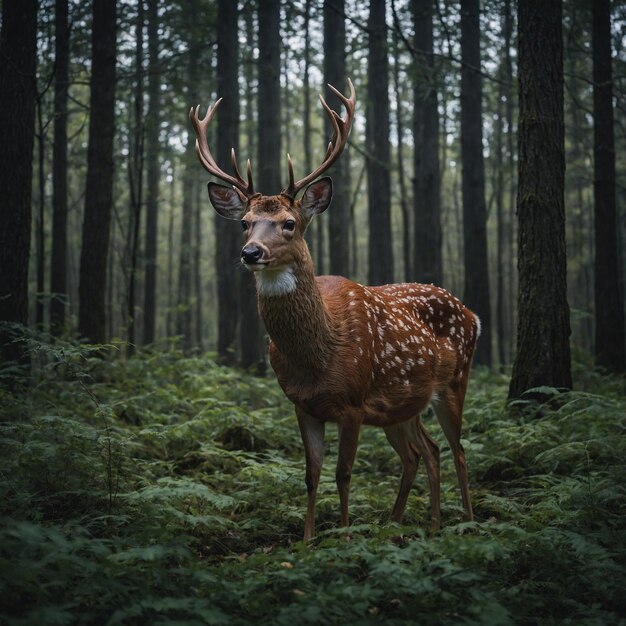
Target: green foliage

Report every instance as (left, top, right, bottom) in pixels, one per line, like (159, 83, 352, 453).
(1, 336, 625, 625)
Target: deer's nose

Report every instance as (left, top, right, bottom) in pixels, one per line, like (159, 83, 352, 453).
(241, 244, 263, 264)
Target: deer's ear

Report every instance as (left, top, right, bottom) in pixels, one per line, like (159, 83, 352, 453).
(208, 182, 246, 219)
(300, 177, 333, 220)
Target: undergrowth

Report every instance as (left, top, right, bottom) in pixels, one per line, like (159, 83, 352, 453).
(1, 331, 625, 625)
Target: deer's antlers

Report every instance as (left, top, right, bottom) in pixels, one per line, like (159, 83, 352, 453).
(282, 78, 356, 199)
(189, 78, 356, 199)
(188, 99, 256, 198)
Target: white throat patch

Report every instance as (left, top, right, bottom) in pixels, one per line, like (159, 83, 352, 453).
(255, 266, 297, 297)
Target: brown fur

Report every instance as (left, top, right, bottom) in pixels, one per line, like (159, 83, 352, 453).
(213, 184, 479, 540)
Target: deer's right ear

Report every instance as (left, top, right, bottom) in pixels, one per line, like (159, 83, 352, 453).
(207, 182, 246, 219)
(300, 176, 333, 220)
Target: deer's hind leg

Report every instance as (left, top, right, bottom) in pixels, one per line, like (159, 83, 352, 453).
(384, 418, 440, 529)
(432, 387, 473, 521)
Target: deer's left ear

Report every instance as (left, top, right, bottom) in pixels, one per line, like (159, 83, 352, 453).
(208, 182, 246, 219)
(300, 177, 333, 220)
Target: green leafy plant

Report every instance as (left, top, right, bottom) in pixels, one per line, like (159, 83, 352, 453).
(1, 333, 625, 624)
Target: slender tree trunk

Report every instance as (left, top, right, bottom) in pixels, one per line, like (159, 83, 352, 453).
(509, 0, 572, 399)
(166, 170, 176, 338)
(194, 182, 203, 351)
(303, 0, 314, 256)
(324, 0, 350, 277)
(78, 0, 117, 345)
(212, 0, 241, 363)
(239, 0, 264, 372)
(143, 0, 160, 345)
(504, 0, 516, 364)
(412, 0, 442, 286)
(593, 0, 625, 372)
(392, 26, 411, 282)
(36, 96, 46, 328)
(495, 3, 511, 368)
(50, 0, 69, 335)
(178, 170, 194, 353)
(257, 0, 282, 195)
(127, 0, 144, 356)
(460, 0, 491, 367)
(0, 0, 38, 372)
(495, 79, 505, 369)
(367, 0, 394, 286)
(178, 19, 197, 354)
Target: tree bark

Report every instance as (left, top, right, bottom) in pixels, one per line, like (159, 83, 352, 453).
(593, 0, 625, 372)
(392, 26, 411, 282)
(0, 0, 39, 370)
(460, 0, 491, 367)
(367, 0, 394, 286)
(143, 0, 160, 345)
(239, 0, 264, 372)
(324, 0, 350, 277)
(178, 9, 197, 354)
(412, 0, 442, 286)
(78, 0, 117, 344)
(35, 94, 46, 328)
(213, 0, 241, 363)
(127, 0, 144, 356)
(509, 0, 572, 399)
(257, 0, 282, 195)
(50, 0, 70, 335)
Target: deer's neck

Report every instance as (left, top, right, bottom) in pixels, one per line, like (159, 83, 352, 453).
(256, 253, 336, 373)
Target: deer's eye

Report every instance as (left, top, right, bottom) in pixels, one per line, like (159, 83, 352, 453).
(241, 220, 248, 231)
(283, 220, 296, 232)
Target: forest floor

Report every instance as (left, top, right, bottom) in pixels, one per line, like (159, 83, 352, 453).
(1, 334, 625, 625)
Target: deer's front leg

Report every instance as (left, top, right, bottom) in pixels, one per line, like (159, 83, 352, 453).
(336, 416, 362, 529)
(296, 407, 325, 541)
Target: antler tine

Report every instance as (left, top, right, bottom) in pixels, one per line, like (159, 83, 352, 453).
(287, 153, 295, 193)
(246, 159, 254, 195)
(327, 77, 356, 115)
(188, 98, 255, 197)
(281, 80, 356, 199)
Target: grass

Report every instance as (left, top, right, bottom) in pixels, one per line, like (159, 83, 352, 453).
(1, 332, 625, 625)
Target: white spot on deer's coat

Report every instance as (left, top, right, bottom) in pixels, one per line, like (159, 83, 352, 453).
(474, 313, 482, 338)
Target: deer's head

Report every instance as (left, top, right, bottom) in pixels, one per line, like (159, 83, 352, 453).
(189, 80, 355, 279)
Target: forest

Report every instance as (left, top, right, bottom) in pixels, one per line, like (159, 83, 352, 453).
(0, 0, 625, 624)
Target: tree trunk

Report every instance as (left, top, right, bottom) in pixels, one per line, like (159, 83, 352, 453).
(166, 170, 176, 338)
(0, 0, 38, 371)
(239, 0, 264, 372)
(78, 0, 117, 344)
(303, 0, 314, 256)
(50, 0, 69, 336)
(212, 0, 241, 363)
(509, 0, 572, 399)
(495, 0, 513, 368)
(460, 0, 491, 367)
(504, 0, 516, 365)
(194, 182, 203, 351)
(143, 0, 160, 346)
(412, 0, 442, 286)
(257, 0, 282, 195)
(367, 0, 394, 286)
(392, 26, 411, 282)
(324, 0, 350, 277)
(36, 95, 46, 328)
(593, 0, 625, 372)
(178, 5, 201, 355)
(127, 0, 144, 357)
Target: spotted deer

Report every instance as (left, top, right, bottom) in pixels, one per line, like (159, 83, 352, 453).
(189, 80, 480, 540)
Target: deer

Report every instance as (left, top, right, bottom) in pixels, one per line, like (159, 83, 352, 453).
(189, 79, 481, 541)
